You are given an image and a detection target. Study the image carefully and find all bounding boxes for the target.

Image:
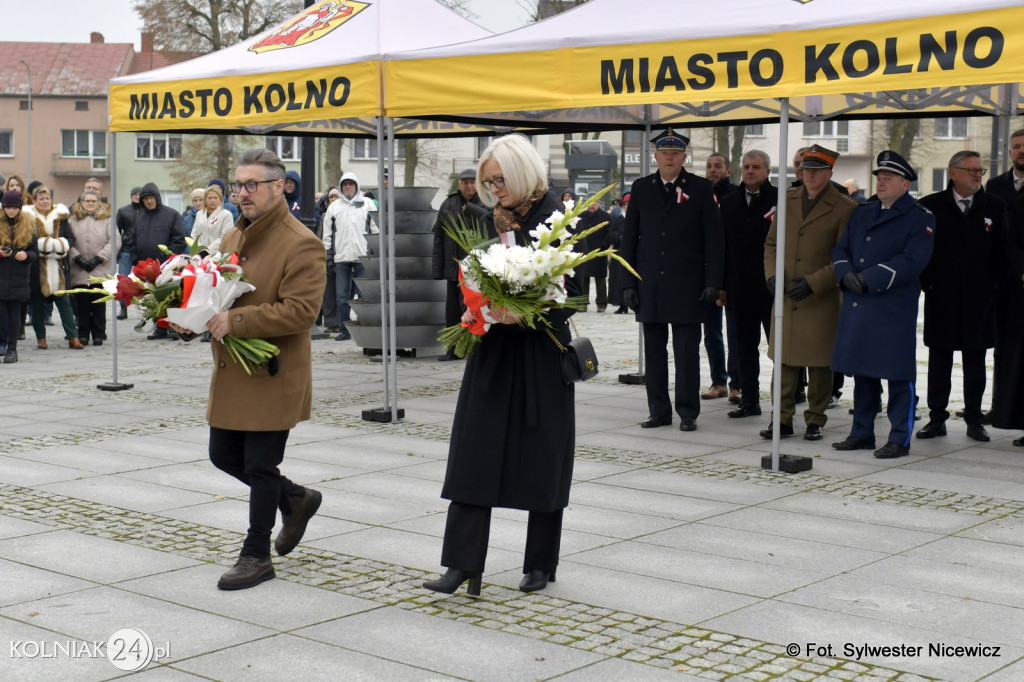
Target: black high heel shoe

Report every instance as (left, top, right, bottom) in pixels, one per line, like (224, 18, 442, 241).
(519, 567, 556, 593)
(423, 568, 482, 596)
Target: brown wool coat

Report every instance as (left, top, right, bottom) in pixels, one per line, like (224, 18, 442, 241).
(764, 183, 857, 367)
(206, 199, 326, 431)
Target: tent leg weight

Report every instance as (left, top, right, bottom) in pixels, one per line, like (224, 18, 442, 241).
(618, 373, 646, 385)
(760, 454, 812, 474)
(362, 407, 406, 423)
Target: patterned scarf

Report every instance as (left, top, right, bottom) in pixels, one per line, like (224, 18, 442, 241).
(493, 189, 545, 234)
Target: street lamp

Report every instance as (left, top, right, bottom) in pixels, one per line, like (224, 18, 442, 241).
(17, 59, 32, 182)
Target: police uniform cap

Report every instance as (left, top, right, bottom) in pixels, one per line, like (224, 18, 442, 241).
(651, 128, 689, 151)
(458, 168, 476, 181)
(872, 150, 917, 182)
(799, 144, 839, 169)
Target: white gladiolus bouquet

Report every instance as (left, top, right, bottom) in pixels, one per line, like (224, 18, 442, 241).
(440, 184, 638, 358)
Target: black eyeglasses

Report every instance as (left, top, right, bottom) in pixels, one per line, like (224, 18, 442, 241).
(481, 176, 506, 191)
(229, 179, 277, 193)
(951, 167, 987, 176)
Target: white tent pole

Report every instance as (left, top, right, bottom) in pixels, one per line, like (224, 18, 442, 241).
(638, 107, 651, 378)
(387, 116, 399, 423)
(96, 132, 132, 392)
(375, 116, 391, 411)
(770, 98, 791, 472)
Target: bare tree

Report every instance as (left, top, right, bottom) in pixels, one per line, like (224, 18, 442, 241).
(133, 0, 302, 191)
(168, 134, 263, 195)
(713, 127, 747, 184)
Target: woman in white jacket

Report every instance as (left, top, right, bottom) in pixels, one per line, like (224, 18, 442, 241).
(191, 185, 234, 255)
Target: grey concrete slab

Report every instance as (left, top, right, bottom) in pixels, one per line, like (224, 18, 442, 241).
(0, 616, 118, 682)
(976, 658, 1024, 681)
(0, 514, 55, 541)
(560, 502, 687, 541)
(1, 586, 275, 665)
(957, 515, 1024, 547)
(160, 498, 368, 541)
(112, 665, 211, 680)
(93, 436, 208, 464)
(906, 455, 1024, 485)
(780, 573, 1024, 647)
(7, 445, 172, 476)
(639, 523, 889, 573)
(549, 656, 707, 681)
(496, 560, 761, 625)
(116, 462, 246, 496)
(569, 540, 823, 598)
(595, 469, 795, 506)
(296, 607, 603, 681)
(761, 491, 985, 534)
(175, 632, 463, 681)
(702, 599, 1019, 681)
(0, 531, 200, 583)
(569, 482, 741, 522)
(37, 476, 214, 513)
(848, 555, 1024, 610)
(316, 487, 445, 525)
(0, 557, 97, 607)
(0, 455, 93, 487)
(285, 441, 442, 471)
(699, 507, 941, 553)
(116, 564, 379, 630)
(902, 536, 1024, 573)
(319, 471, 454, 509)
(858, 467, 1024, 501)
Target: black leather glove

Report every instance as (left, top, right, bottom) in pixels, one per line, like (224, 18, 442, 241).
(766, 276, 776, 297)
(785, 277, 813, 302)
(89, 256, 103, 270)
(699, 286, 720, 303)
(623, 288, 640, 312)
(841, 271, 866, 294)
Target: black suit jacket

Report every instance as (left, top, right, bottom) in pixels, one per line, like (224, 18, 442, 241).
(721, 181, 779, 315)
(621, 170, 724, 324)
(985, 170, 1024, 213)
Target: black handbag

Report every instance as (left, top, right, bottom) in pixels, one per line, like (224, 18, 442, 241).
(547, 319, 598, 384)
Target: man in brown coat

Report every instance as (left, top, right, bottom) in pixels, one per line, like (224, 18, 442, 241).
(178, 148, 327, 590)
(763, 145, 857, 441)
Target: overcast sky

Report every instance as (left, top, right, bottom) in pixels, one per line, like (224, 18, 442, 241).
(6, 0, 530, 49)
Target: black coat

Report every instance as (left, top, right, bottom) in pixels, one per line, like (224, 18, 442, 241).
(985, 169, 1024, 212)
(127, 183, 186, 263)
(573, 207, 611, 279)
(606, 213, 626, 305)
(721, 181, 778, 315)
(431, 190, 484, 282)
(115, 201, 141, 256)
(441, 192, 577, 512)
(0, 215, 39, 301)
(713, 179, 739, 201)
(620, 170, 724, 324)
(918, 188, 1006, 350)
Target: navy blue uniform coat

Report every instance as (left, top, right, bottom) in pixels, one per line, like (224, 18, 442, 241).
(620, 170, 724, 324)
(831, 194, 935, 381)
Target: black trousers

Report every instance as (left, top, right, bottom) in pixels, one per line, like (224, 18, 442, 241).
(927, 346, 988, 426)
(440, 501, 563, 575)
(0, 299, 22, 351)
(643, 322, 701, 419)
(73, 285, 106, 341)
(730, 307, 771, 408)
(209, 427, 304, 558)
(444, 279, 464, 329)
(580, 276, 608, 308)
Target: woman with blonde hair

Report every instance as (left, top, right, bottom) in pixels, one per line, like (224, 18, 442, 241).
(26, 186, 82, 349)
(0, 191, 39, 363)
(422, 134, 578, 596)
(191, 184, 235, 255)
(68, 190, 119, 346)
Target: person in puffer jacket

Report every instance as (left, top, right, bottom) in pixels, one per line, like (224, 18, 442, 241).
(320, 172, 377, 340)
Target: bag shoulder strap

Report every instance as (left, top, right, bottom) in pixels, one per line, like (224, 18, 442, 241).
(544, 317, 580, 353)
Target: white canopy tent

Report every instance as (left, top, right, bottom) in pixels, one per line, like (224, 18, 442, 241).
(383, 0, 1024, 468)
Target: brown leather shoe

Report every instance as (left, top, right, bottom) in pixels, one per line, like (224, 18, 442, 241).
(217, 556, 275, 590)
(701, 384, 728, 400)
(68, 338, 84, 350)
(728, 388, 742, 404)
(37, 339, 48, 350)
(274, 488, 322, 556)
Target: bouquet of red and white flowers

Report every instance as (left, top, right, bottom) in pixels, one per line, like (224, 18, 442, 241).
(440, 184, 638, 358)
(60, 242, 279, 375)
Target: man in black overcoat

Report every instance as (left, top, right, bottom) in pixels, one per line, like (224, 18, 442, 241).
(574, 201, 611, 311)
(621, 129, 725, 431)
(721, 149, 778, 419)
(985, 128, 1024, 209)
(917, 151, 1006, 442)
(431, 168, 483, 360)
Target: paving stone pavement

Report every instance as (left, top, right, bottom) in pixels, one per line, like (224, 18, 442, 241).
(1, 304, 1023, 681)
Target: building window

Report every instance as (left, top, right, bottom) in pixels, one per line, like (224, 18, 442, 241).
(19, 100, 32, 111)
(61, 130, 107, 170)
(75, 101, 89, 111)
(802, 120, 849, 137)
(265, 136, 301, 161)
(161, 191, 184, 213)
(934, 117, 968, 139)
(351, 138, 405, 160)
(135, 133, 182, 160)
(0, 130, 12, 157)
(932, 168, 950, 192)
(744, 124, 766, 136)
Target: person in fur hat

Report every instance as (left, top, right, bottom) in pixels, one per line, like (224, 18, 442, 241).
(68, 190, 119, 347)
(0, 191, 39, 363)
(25, 186, 81, 349)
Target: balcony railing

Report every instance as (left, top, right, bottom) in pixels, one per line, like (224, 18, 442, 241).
(51, 153, 107, 176)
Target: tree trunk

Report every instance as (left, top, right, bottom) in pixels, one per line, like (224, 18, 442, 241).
(322, 138, 343, 189)
(403, 139, 419, 187)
